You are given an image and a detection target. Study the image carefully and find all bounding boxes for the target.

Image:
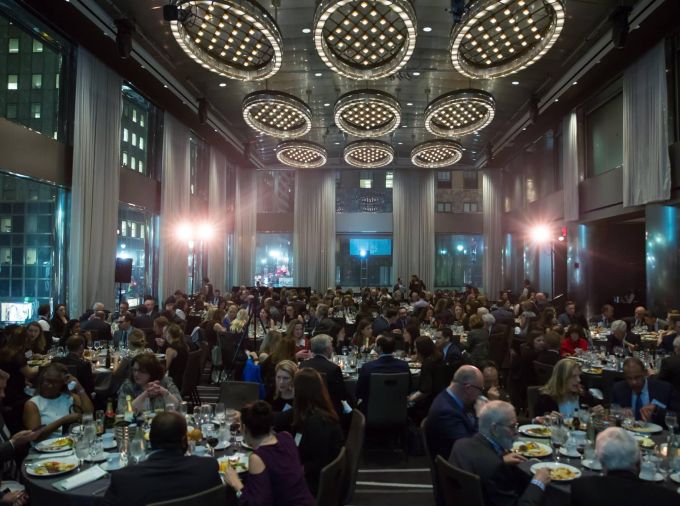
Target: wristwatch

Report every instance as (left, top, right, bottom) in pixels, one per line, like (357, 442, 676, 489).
(235, 490, 243, 498)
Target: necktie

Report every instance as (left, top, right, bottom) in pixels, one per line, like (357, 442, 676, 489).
(634, 394, 643, 420)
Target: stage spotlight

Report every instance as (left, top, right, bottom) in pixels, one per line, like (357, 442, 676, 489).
(198, 223, 214, 240)
(529, 225, 552, 243)
(359, 249, 367, 258)
(176, 222, 193, 241)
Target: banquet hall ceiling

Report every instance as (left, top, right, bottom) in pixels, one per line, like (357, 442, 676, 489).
(92, 0, 633, 169)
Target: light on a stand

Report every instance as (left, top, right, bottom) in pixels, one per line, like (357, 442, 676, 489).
(529, 224, 552, 244)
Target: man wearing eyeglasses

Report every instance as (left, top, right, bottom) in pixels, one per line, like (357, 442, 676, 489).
(450, 400, 551, 506)
(425, 365, 485, 464)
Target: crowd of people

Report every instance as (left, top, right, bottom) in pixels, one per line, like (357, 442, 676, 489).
(0, 274, 679, 504)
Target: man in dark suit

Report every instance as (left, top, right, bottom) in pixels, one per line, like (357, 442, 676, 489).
(143, 296, 159, 320)
(434, 327, 463, 370)
(658, 335, 680, 396)
(571, 427, 678, 506)
(132, 304, 154, 330)
(425, 365, 484, 463)
(104, 412, 224, 506)
(53, 335, 95, 397)
(300, 334, 349, 419)
(624, 305, 647, 330)
(372, 308, 397, 337)
(607, 320, 641, 354)
(113, 313, 136, 348)
(611, 357, 677, 427)
(80, 310, 111, 342)
(356, 334, 410, 409)
(534, 331, 561, 366)
(450, 400, 550, 506)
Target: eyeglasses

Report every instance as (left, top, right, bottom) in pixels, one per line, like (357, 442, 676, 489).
(464, 383, 485, 394)
(496, 422, 519, 431)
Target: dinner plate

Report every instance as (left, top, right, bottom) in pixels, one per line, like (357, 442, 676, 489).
(530, 462, 581, 482)
(218, 453, 249, 473)
(25, 456, 79, 477)
(519, 424, 551, 438)
(670, 472, 680, 484)
(582, 459, 602, 471)
(633, 435, 656, 449)
(623, 421, 663, 434)
(559, 447, 581, 458)
(639, 472, 664, 482)
(34, 437, 74, 453)
(512, 441, 552, 458)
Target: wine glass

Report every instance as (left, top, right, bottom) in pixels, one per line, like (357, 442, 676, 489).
(200, 403, 213, 424)
(551, 422, 568, 463)
(203, 424, 219, 456)
(129, 437, 145, 464)
(75, 436, 89, 469)
(93, 341, 101, 353)
(665, 411, 677, 434)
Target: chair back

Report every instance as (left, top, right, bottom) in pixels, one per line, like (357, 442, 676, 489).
(488, 326, 511, 371)
(315, 447, 347, 506)
(365, 372, 410, 427)
(533, 360, 554, 385)
(217, 381, 260, 411)
(198, 341, 210, 375)
(421, 417, 439, 504)
(526, 385, 541, 420)
(147, 484, 233, 506)
(435, 455, 485, 506)
(343, 410, 365, 504)
(180, 350, 202, 397)
(218, 332, 248, 374)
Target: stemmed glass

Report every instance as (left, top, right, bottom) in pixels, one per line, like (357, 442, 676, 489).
(665, 411, 677, 434)
(74, 436, 89, 469)
(215, 403, 226, 424)
(203, 424, 219, 456)
(550, 418, 568, 463)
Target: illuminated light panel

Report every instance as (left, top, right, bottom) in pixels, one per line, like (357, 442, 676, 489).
(242, 91, 312, 139)
(169, 0, 283, 81)
(275, 140, 328, 168)
(424, 89, 495, 137)
(411, 140, 464, 168)
(343, 140, 394, 168)
(334, 89, 401, 138)
(314, 0, 417, 80)
(450, 0, 566, 79)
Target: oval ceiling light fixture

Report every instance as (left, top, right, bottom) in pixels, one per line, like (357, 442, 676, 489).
(411, 140, 464, 168)
(424, 89, 495, 137)
(169, 0, 283, 81)
(334, 89, 401, 138)
(344, 140, 394, 168)
(450, 0, 566, 79)
(242, 91, 312, 139)
(275, 140, 328, 168)
(314, 0, 417, 80)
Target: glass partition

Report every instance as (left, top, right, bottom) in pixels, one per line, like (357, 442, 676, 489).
(434, 235, 484, 289)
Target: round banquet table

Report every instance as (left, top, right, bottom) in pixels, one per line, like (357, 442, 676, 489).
(516, 430, 679, 506)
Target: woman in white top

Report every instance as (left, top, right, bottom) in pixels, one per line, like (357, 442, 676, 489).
(23, 363, 93, 439)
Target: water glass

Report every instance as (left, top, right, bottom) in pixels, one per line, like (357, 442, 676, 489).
(215, 402, 226, 423)
(178, 401, 188, 417)
(165, 403, 176, 412)
(74, 436, 89, 468)
(665, 411, 677, 433)
(129, 438, 145, 464)
(200, 403, 213, 423)
(84, 421, 97, 445)
(89, 438, 103, 460)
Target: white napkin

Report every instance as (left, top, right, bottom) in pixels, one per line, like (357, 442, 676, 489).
(52, 465, 107, 491)
(26, 450, 73, 461)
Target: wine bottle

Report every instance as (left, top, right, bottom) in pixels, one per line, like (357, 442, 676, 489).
(104, 398, 116, 429)
(124, 394, 135, 423)
(105, 347, 111, 369)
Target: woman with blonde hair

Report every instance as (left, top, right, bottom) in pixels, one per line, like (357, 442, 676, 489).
(267, 359, 298, 412)
(534, 358, 602, 419)
(229, 308, 249, 333)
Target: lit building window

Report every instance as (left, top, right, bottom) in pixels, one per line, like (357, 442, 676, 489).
(359, 171, 372, 189)
(31, 74, 42, 89)
(139, 137, 144, 150)
(122, 152, 128, 166)
(385, 171, 393, 189)
(131, 133, 137, 146)
(31, 103, 41, 119)
(7, 75, 18, 90)
(32, 40, 43, 52)
(8, 38, 19, 53)
(138, 160, 144, 173)
(6, 104, 17, 119)
(123, 128, 129, 142)
(132, 109, 137, 123)
(131, 157, 136, 171)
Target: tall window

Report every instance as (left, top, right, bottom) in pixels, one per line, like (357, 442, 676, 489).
(437, 171, 452, 189)
(586, 92, 623, 176)
(434, 235, 484, 289)
(116, 205, 156, 305)
(120, 84, 162, 178)
(257, 171, 295, 213)
(336, 235, 392, 287)
(0, 172, 69, 306)
(463, 170, 479, 189)
(336, 170, 393, 213)
(254, 233, 293, 287)
(0, 8, 71, 140)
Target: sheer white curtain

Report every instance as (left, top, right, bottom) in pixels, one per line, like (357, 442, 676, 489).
(392, 170, 435, 290)
(233, 168, 257, 286)
(207, 148, 227, 291)
(623, 42, 671, 207)
(293, 170, 336, 291)
(562, 112, 580, 222)
(482, 171, 502, 299)
(68, 48, 121, 316)
(158, 113, 191, 299)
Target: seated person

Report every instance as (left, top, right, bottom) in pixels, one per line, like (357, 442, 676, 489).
(163, 324, 189, 390)
(23, 363, 94, 439)
(607, 320, 641, 354)
(450, 400, 550, 506)
(611, 357, 677, 427)
(433, 327, 463, 369)
(408, 336, 452, 423)
(657, 315, 680, 353)
(117, 353, 180, 414)
(223, 401, 315, 506)
(658, 336, 680, 395)
(480, 361, 511, 402)
(356, 334, 410, 408)
(300, 334, 348, 420)
(643, 311, 667, 332)
(571, 427, 678, 506)
(53, 335, 95, 396)
(534, 330, 562, 366)
(589, 304, 614, 329)
(104, 411, 223, 506)
(267, 360, 297, 413)
(107, 329, 147, 396)
(534, 358, 603, 419)
(560, 325, 588, 357)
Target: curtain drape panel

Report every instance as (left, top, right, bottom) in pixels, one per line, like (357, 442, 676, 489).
(158, 113, 191, 300)
(623, 42, 671, 207)
(562, 112, 580, 222)
(233, 168, 257, 286)
(293, 170, 336, 291)
(482, 171, 502, 299)
(392, 170, 435, 291)
(207, 149, 227, 291)
(68, 48, 121, 316)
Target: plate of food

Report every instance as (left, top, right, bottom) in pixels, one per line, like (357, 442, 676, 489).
(34, 437, 73, 453)
(512, 441, 552, 458)
(530, 462, 581, 482)
(218, 453, 249, 473)
(582, 367, 603, 375)
(623, 420, 663, 434)
(519, 424, 551, 438)
(25, 456, 78, 477)
(634, 435, 656, 449)
(27, 359, 49, 367)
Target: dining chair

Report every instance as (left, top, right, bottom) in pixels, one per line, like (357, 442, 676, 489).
(217, 380, 260, 411)
(365, 372, 410, 458)
(147, 483, 235, 506)
(435, 455, 485, 506)
(343, 409, 365, 504)
(421, 417, 440, 505)
(533, 361, 554, 385)
(315, 447, 347, 506)
(526, 385, 541, 420)
(180, 350, 202, 407)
